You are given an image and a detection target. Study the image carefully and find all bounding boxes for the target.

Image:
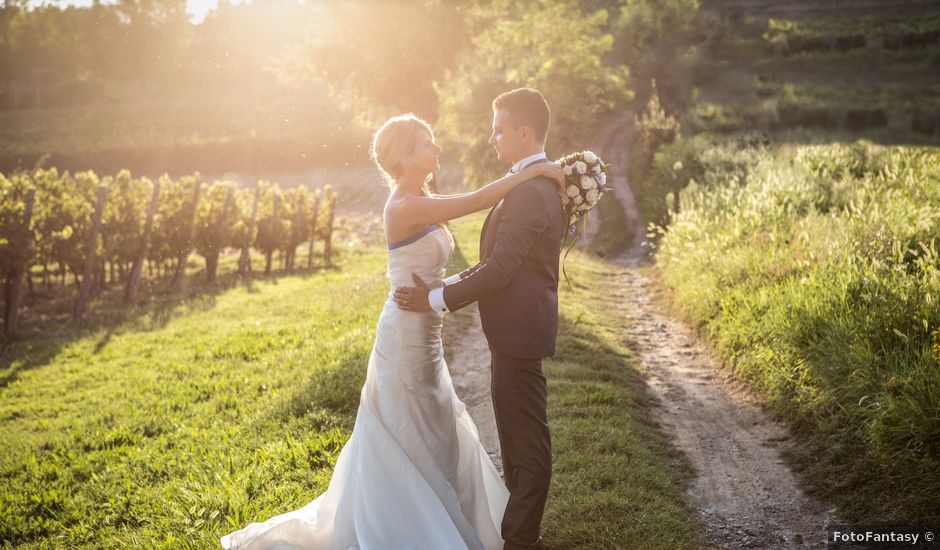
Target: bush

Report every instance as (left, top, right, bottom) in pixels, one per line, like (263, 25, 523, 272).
(775, 103, 839, 130)
(655, 141, 940, 521)
(844, 108, 888, 132)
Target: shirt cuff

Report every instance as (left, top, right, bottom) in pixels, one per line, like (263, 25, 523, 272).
(443, 274, 461, 286)
(428, 287, 449, 315)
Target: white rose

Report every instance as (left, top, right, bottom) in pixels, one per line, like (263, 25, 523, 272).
(598, 172, 606, 186)
(563, 165, 573, 176)
(573, 195, 583, 204)
(583, 151, 597, 163)
(574, 161, 587, 174)
(581, 175, 596, 190)
(586, 189, 599, 204)
(566, 185, 580, 198)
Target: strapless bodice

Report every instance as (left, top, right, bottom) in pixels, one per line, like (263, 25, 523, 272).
(386, 225, 453, 290)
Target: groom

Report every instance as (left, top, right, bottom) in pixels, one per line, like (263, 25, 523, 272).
(394, 87, 565, 550)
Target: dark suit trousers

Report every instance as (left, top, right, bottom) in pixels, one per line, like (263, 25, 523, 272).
(490, 345, 551, 548)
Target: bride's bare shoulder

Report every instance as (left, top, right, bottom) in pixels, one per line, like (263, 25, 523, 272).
(384, 190, 409, 216)
(386, 189, 427, 215)
(383, 191, 421, 239)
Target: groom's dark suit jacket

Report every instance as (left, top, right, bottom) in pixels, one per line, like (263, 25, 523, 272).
(442, 161, 566, 360)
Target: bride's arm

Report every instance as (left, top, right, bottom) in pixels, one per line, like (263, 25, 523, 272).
(394, 162, 563, 227)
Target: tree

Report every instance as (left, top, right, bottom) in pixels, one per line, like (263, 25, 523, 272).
(100, 170, 150, 285)
(253, 181, 284, 275)
(272, 0, 468, 125)
(194, 180, 236, 281)
(114, 0, 187, 26)
(613, 0, 709, 113)
(29, 169, 99, 287)
(280, 185, 313, 271)
(151, 173, 201, 280)
(232, 185, 259, 276)
(1, 171, 32, 332)
(435, 0, 632, 185)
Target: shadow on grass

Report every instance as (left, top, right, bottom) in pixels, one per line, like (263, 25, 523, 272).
(543, 302, 703, 548)
(276, 344, 369, 428)
(0, 254, 344, 390)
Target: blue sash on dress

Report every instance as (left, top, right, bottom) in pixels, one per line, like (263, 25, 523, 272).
(388, 225, 441, 250)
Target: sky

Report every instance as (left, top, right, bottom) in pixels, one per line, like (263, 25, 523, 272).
(25, 0, 245, 24)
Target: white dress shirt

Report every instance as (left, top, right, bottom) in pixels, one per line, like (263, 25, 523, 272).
(510, 151, 548, 175)
(427, 151, 547, 315)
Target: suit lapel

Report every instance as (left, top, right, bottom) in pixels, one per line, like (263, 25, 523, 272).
(480, 202, 499, 258)
(479, 157, 551, 258)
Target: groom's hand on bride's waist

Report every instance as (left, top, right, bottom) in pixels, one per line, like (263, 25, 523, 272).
(394, 273, 431, 312)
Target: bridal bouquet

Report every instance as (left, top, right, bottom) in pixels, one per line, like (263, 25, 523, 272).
(557, 150, 609, 288)
(559, 150, 608, 232)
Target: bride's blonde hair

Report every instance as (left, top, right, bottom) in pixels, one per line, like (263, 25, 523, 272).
(371, 113, 435, 195)
(371, 113, 453, 247)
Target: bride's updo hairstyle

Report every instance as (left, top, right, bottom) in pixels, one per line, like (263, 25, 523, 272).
(371, 114, 435, 193)
(371, 113, 453, 246)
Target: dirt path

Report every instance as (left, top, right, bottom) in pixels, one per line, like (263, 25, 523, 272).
(615, 266, 837, 548)
(598, 113, 838, 548)
(584, 110, 643, 250)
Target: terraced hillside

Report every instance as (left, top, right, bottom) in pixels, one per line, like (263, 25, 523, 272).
(689, 0, 940, 143)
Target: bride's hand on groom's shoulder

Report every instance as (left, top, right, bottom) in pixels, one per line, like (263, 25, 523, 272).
(521, 161, 566, 204)
(522, 161, 565, 188)
(545, 161, 568, 203)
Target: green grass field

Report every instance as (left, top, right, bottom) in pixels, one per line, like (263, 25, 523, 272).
(1, 244, 386, 548)
(1, 211, 702, 548)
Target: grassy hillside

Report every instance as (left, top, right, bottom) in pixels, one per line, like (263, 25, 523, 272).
(687, 2, 940, 144)
(0, 83, 369, 176)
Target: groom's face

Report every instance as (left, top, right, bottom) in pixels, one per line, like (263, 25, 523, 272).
(488, 108, 524, 165)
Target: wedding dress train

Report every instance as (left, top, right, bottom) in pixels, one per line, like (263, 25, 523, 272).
(220, 225, 509, 550)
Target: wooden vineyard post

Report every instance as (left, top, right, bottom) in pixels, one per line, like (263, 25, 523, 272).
(207, 187, 233, 282)
(125, 180, 160, 304)
(219, 187, 234, 280)
(73, 185, 107, 321)
(4, 188, 36, 337)
(265, 194, 280, 275)
(307, 191, 321, 269)
(323, 188, 335, 266)
(172, 181, 202, 291)
(288, 193, 304, 272)
(238, 186, 259, 277)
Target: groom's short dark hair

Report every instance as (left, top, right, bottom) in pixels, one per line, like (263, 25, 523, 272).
(492, 88, 550, 143)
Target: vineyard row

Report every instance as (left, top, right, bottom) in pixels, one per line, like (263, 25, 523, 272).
(1, 168, 338, 337)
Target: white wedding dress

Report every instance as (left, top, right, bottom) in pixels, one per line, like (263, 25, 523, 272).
(221, 224, 509, 550)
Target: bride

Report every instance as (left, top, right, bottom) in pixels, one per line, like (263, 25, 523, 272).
(220, 114, 563, 550)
